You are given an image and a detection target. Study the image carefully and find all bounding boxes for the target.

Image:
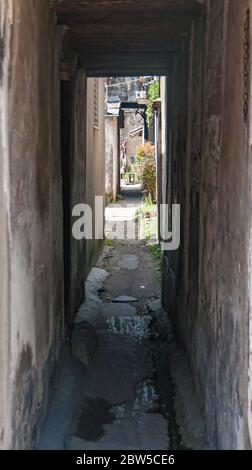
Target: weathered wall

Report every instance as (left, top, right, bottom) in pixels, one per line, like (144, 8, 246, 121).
(0, 0, 11, 450)
(85, 78, 105, 274)
(163, 0, 252, 449)
(162, 51, 187, 324)
(0, 4, 106, 448)
(210, 0, 250, 448)
(69, 69, 88, 322)
(3, 0, 64, 449)
(248, 0, 252, 446)
(105, 115, 119, 201)
(121, 110, 144, 161)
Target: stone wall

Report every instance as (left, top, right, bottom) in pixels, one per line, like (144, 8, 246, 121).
(162, 0, 252, 449)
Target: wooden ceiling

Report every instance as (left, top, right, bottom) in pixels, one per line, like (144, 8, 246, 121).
(50, 0, 204, 75)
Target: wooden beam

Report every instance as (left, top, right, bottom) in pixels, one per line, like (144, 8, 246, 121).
(51, 0, 204, 14)
(78, 51, 175, 76)
(87, 67, 171, 77)
(52, 0, 203, 70)
(55, 10, 199, 25)
(64, 21, 190, 38)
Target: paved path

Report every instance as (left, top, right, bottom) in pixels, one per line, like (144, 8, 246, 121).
(38, 188, 182, 450)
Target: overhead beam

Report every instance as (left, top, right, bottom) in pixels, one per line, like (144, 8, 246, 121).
(51, 0, 203, 72)
(55, 11, 198, 25)
(50, 0, 204, 15)
(71, 39, 181, 55)
(86, 67, 171, 77)
(64, 22, 190, 39)
(71, 45, 184, 57)
(78, 52, 174, 76)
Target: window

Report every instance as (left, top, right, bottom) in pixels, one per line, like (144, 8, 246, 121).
(94, 78, 99, 128)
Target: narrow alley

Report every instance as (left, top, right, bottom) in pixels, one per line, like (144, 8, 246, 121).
(1, 0, 252, 455)
(38, 188, 205, 450)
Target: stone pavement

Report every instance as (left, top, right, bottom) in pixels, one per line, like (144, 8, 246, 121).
(38, 187, 206, 450)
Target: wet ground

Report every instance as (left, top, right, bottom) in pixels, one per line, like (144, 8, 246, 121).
(65, 248, 176, 450)
(38, 186, 207, 450)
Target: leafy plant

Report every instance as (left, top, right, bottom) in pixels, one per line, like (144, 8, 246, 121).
(143, 194, 154, 208)
(146, 80, 160, 124)
(135, 142, 156, 202)
(148, 243, 162, 271)
(149, 243, 161, 260)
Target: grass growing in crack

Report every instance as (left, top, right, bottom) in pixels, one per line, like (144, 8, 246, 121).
(148, 243, 162, 271)
(136, 196, 156, 218)
(135, 197, 158, 241)
(105, 238, 113, 247)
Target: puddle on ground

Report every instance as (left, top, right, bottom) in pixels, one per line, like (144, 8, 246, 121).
(134, 380, 160, 414)
(75, 397, 114, 442)
(112, 380, 160, 421)
(106, 314, 151, 339)
(118, 254, 139, 271)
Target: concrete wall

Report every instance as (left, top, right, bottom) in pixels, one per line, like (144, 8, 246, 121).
(248, 0, 252, 446)
(105, 116, 119, 201)
(0, 0, 64, 448)
(0, 2, 105, 449)
(85, 78, 105, 273)
(68, 70, 88, 323)
(0, 0, 11, 450)
(162, 0, 252, 449)
(61, 75, 105, 324)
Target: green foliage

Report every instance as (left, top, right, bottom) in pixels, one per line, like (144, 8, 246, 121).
(143, 195, 154, 208)
(135, 142, 156, 202)
(146, 80, 160, 123)
(105, 193, 114, 206)
(149, 243, 161, 260)
(128, 163, 136, 175)
(135, 196, 158, 242)
(148, 243, 162, 271)
(122, 171, 130, 181)
(122, 163, 136, 181)
(136, 197, 156, 217)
